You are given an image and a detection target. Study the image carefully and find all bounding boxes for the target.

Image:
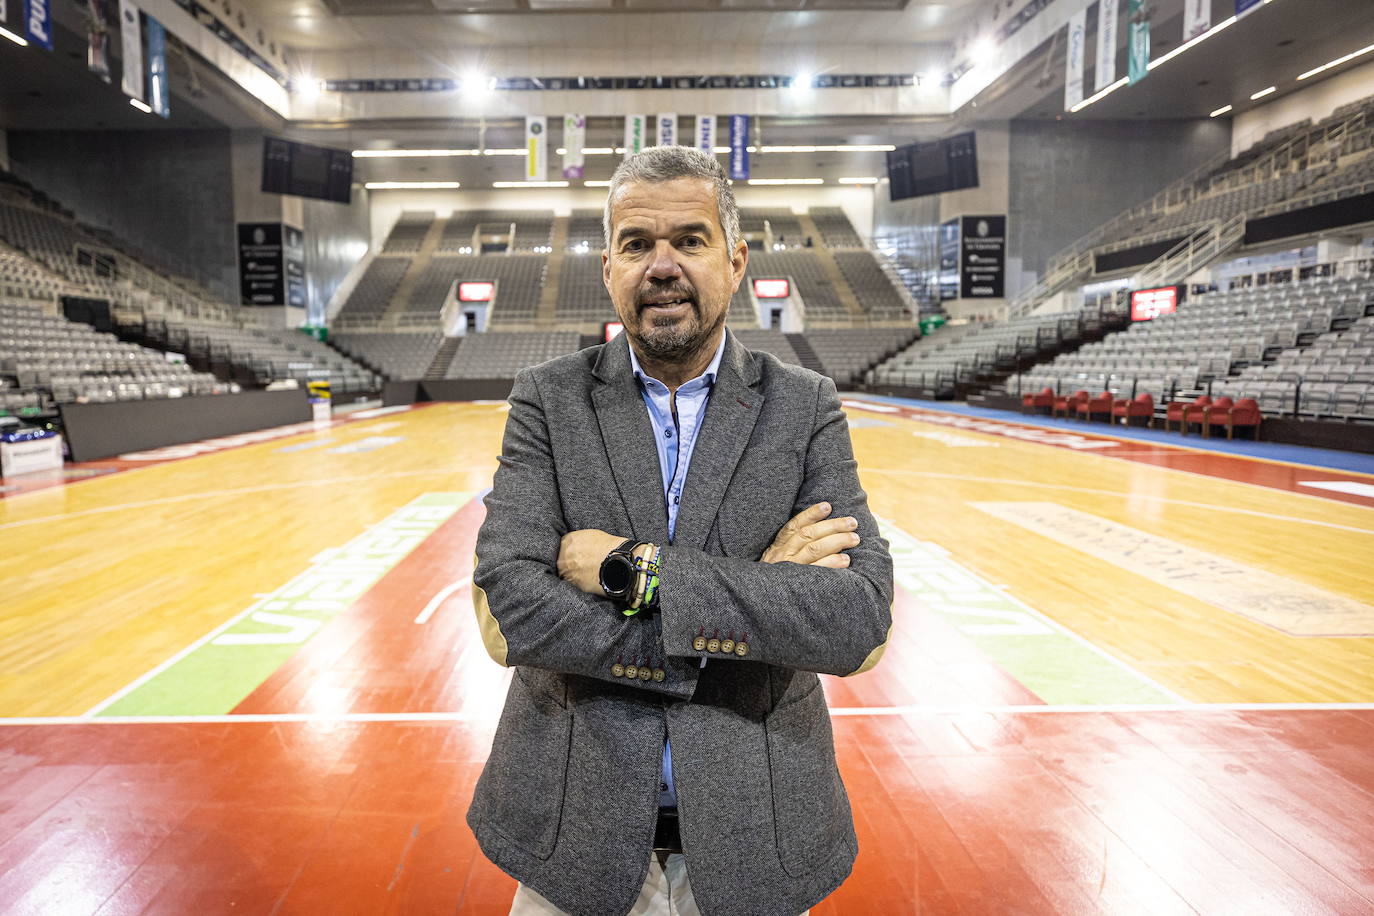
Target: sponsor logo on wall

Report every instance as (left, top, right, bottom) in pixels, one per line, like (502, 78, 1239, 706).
(696, 115, 716, 154)
(960, 215, 1006, 299)
(562, 114, 585, 179)
(24, 0, 52, 50)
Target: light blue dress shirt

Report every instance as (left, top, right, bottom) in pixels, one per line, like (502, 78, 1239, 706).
(627, 332, 726, 809)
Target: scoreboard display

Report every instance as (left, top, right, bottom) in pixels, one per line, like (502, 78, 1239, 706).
(262, 137, 353, 204)
(886, 131, 979, 201)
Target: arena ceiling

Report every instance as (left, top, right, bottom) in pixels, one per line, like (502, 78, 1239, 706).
(244, 0, 981, 51)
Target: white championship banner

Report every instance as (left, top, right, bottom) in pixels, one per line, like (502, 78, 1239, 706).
(656, 113, 677, 147)
(695, 115, 716, 154)
(624, 115, 645, 158)
(1095, 0, 1119, 92)
(119, 0, 144, 101)
(1065, 8, 1086, 111)
(562, 114, 585, 179)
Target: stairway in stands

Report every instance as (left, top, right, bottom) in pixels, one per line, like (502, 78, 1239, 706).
(785, 333, 827, 376)
(424, 336, 464, 379)
(381, 217, 448, 322)
(796, 212, 864, 325)
(536, 216, 570, 329)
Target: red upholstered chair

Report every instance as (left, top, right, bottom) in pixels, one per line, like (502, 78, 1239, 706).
(1112, 392, 1155, 427)
(1053, 389, 1089, 419)
(1212, 396, 1261, 440)
(1192, 396, 1233, 437)
(1165, 395, 1210, 433)
(1076, 390, 1114, 422)
(1021, 386, 1055, 414)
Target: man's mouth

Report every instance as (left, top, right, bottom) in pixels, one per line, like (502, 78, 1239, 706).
(641, 298, 693, 311)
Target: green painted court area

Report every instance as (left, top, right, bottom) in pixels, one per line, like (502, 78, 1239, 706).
(879, 518, 1180, 706)
(93, 493, 472, 717)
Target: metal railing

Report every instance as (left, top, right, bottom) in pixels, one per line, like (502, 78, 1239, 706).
(1134, 214, 1247, 292)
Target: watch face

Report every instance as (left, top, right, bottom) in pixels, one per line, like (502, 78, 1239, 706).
(600, 555, 634, 597)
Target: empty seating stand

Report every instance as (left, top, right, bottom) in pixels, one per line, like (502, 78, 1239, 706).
(331, 331, 444, 381)
(445, 331, 580, 379)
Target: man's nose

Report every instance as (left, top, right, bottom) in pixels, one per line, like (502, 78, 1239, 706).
(645, 241, 682, 280)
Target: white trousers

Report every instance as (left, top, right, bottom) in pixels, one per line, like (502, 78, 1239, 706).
(509, 852, 810, 916)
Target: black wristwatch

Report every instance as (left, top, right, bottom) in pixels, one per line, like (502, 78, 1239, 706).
(599, 539, 645, 603)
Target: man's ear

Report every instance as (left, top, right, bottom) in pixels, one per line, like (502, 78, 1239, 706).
(729, 238, 749, 293)
(602, 250, 611, 291)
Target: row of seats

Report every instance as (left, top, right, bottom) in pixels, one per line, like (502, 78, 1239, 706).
(0, 301, 232, 407)
(331, 332, 445, 381)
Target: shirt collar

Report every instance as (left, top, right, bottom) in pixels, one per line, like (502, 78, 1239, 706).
(628, 331, 727, 393)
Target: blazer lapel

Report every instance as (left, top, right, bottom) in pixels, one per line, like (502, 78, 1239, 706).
(672, 330, 763, 550)
(592, 334, 671, 544)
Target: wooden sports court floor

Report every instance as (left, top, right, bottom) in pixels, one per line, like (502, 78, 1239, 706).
(1, 396, 1372, 914)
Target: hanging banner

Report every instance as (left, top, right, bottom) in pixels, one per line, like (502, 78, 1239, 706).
(1184, 0, 1210, 41)
(524, 115, 547, 181)
(119, 0, 144, 101)
(1095, 0, 1119, 92)
(623, 115, 645, 159)
(1065, 9, 1087, 111)
(1127, 0, 1149, 85)
(146, 15, 169, 117)
(87, 0, 113, 83)
(729, 115, 749, 181)
(656, 113, 677, 147)
(695, 115, 716, 154)
(1236, 0, 1262, 17)
(562, 114, 585, 179)
(24, 0, 52, 51)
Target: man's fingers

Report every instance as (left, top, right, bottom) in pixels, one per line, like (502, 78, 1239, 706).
(803, 531, 860, 562)
(801, 516, 857, 541)
(810, 553, 851, 569)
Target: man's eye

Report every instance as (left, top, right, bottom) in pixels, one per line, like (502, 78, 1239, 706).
(680, 236, 703, 248)
(624, 239, 647, 252)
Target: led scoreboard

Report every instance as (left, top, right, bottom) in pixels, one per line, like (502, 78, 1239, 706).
(1130, 286, 1182, 321)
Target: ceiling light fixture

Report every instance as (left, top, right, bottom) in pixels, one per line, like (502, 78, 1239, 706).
(1148, 17, 1237, 71)
(0, 26, 28, 46)
(1297, 42, 1374, 80)
(130, 98, 153, 113)
(364, 181, 461, 189)
(351, 149, 478, 158)
(584, 180, 612, 187)
(791, 73, 815, 93)
(746, 178, 825, 186)
(838, 177, 879, 185)
(492, 181, 569, 188)
(1069, 77, 1128, 113)
(1250, 86, 1277, 100)
(1210, 104, 1233, 117)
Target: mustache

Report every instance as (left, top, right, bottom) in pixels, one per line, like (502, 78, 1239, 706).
(635, 285, 697, 309)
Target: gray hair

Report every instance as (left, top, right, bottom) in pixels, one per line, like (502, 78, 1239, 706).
(602, 146, 741, 252)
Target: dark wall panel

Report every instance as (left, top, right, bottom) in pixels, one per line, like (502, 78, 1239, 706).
(1244, 192, 1374, 245)
(1094, 236, 1188, 275)
(1009, 119, 1231, 277)
(7, 129, 237, 300)
(60, 390, 310, 462)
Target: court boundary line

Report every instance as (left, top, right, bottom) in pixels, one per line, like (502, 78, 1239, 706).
(0, 402, 443, 504)
(860, 402, 1374, 513)
(847, 394, 1374, 481)
(868, 468, 1374, 535)
(5, 702, 1374, 727)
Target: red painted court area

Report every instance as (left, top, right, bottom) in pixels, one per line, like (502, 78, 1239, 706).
(2, 499, 1373, 912)
(2, 709, 1372, 913)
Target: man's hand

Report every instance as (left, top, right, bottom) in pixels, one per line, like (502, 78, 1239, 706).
(558, 528, 625, 595)
(761, 502, 859, 568)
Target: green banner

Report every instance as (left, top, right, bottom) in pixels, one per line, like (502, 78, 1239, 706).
(1128, 0, 1150, 84)
(92, 493, 471, 717)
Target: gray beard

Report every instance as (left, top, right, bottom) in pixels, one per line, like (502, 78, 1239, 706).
(633, 308, 724, 364)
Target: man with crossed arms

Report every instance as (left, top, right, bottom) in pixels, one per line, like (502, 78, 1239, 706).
(470, 146, 893, 916)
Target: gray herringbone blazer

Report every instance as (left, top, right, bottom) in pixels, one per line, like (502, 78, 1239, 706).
(469, 329, 893, 916)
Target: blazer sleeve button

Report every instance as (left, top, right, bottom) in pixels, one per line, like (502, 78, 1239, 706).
(720, 638, 735, 654)
(652, 668, 666, 682)
(624, 664, 639, 679)
(706, 638, 720, 653)
(612, 663, 625, 677)
(638, 667, 652, 681)
(692, 636, 707, 651)
(734, 641, 749, 657)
